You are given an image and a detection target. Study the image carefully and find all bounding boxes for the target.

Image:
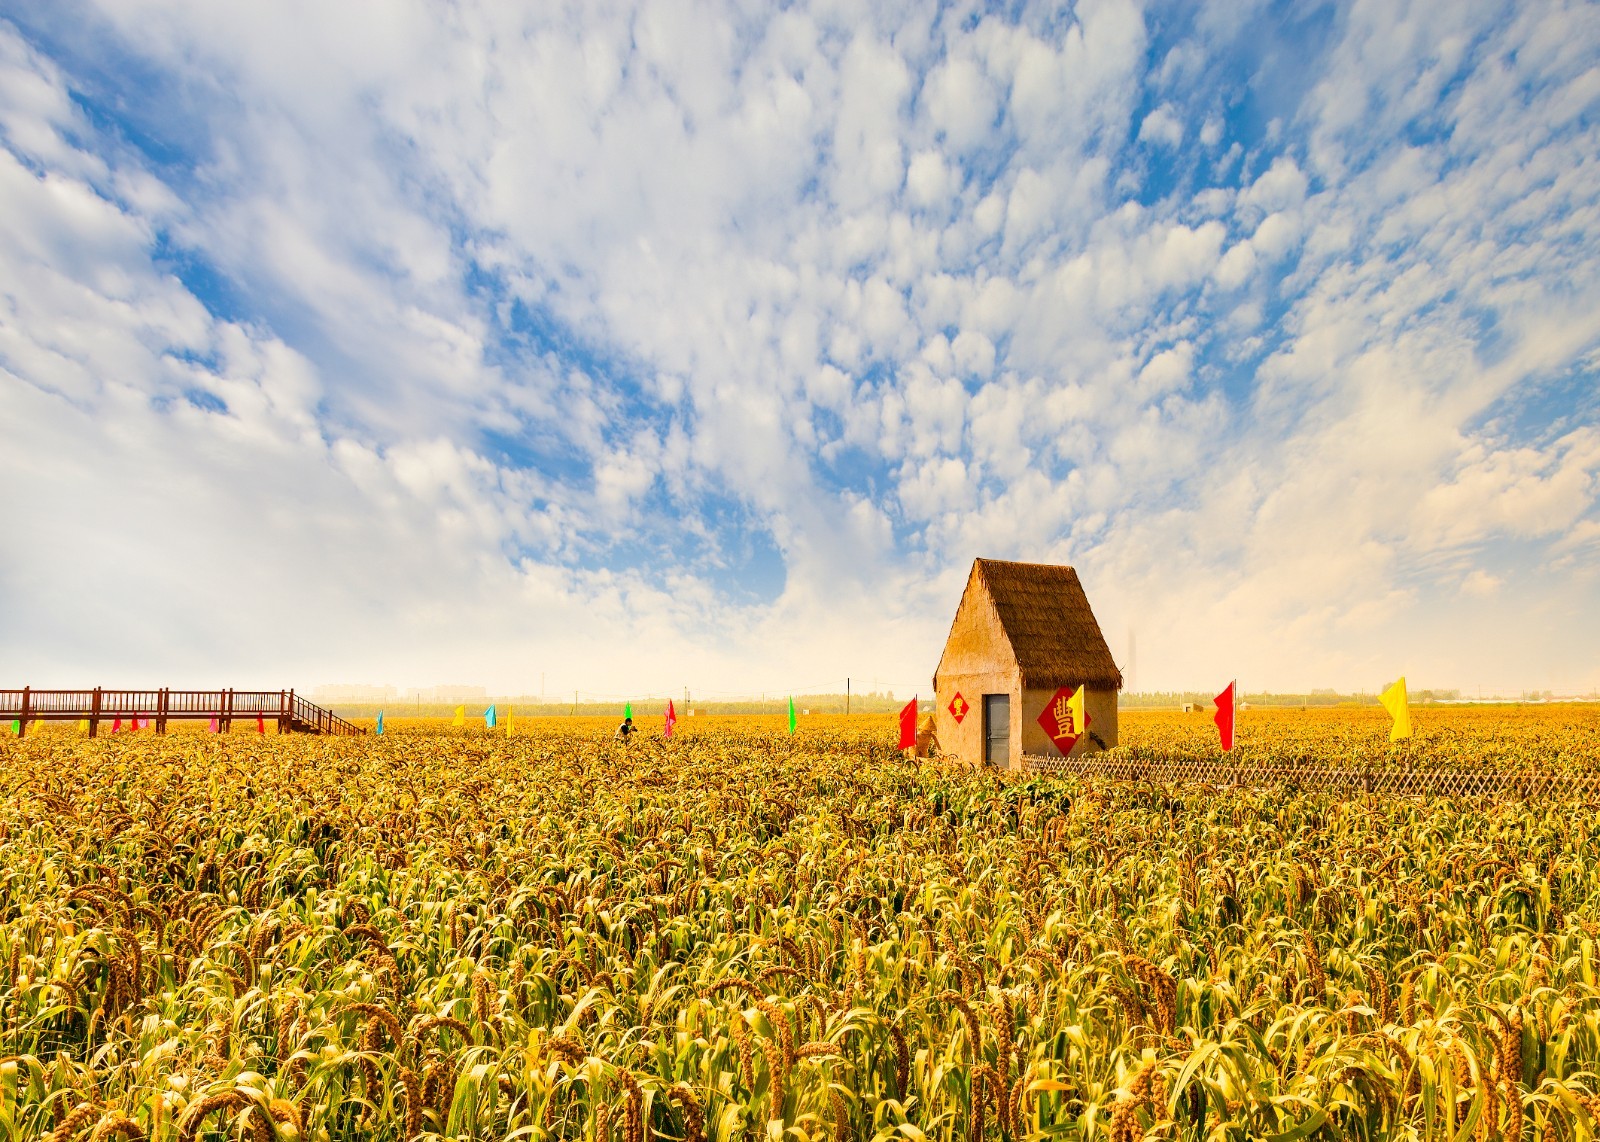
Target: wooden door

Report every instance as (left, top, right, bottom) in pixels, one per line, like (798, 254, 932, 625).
(983, 694, 1009, 765)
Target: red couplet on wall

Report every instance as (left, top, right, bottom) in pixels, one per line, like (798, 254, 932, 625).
(1036, 685, 1090, 755)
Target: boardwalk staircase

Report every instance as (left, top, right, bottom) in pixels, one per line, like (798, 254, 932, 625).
(1, 687, 364, 737)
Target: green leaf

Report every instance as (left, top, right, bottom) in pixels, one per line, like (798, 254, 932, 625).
(1262, 1109, 1329, 1141)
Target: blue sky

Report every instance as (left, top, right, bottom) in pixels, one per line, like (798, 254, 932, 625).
(2, 0, 1598, 698)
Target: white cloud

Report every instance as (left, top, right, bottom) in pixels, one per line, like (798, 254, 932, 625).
(905, 149, 954, 207)
(1239, 156, 1308, 215)
(1137, 103, 1184, 147)
(951, 329, 996, 378)
(1415, 429, 1600, 549)
(1213, 241, 1257, 290)
(830, 34, 910, 209)
(1137, 343, 1193, 396)
(2, 1, 1599, 699)
(1460, 569, 1503, 597)
(922, 53, 996, 153)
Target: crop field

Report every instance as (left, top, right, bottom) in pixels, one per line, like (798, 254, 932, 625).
(4, 706, 1600, 1141)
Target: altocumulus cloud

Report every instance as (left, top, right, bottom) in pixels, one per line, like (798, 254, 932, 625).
(1, 0, 1598, 696)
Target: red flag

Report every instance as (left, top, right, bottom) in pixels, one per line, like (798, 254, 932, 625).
(664, 699, 677, 740)
(898, 697, 918, 750)
(112, 717, 123, 733)
(257, 713, 266, 735)
(1214, 681, 1236, 752)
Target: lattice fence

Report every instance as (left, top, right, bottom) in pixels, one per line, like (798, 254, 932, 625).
(1025, 754, 1600, 799)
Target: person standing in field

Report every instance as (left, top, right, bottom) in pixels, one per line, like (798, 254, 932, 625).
(615, 716, 637, 742)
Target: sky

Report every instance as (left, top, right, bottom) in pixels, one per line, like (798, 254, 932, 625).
(2, 0, 1598, 700)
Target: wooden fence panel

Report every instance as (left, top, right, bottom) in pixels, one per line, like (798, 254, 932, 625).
(1026, 753, 1600, 798)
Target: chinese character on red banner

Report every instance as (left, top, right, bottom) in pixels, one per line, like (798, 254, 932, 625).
(1036, 685, 1089, 754)
(948, 692, 969, 724)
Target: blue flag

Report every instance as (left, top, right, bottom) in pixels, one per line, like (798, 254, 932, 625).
(484, 704, 497, 728)
(375, 711, 385, 735)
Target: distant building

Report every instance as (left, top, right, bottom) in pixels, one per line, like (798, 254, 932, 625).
(411, 685, 488, 703)
(933, 558, 1122, 770)
(312, 684, 398, 703)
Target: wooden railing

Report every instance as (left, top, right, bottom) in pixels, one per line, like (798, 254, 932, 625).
(0, 687, 364, 738)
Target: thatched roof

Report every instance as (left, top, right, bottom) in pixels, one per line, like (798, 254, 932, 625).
(943, 558, 1123, 691)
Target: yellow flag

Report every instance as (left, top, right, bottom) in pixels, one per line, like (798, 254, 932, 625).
(505, 706, 515, 734)
(1066, 684, 1086, 737)
(1379, 677, 1411, 741)
(452, 705, 465, 727)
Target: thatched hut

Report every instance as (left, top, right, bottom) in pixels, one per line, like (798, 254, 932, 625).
(932, 558, 1122, 769)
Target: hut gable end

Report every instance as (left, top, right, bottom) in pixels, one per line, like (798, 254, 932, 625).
(946, 559, 1123, 692)
(933, 564, 1019, 682)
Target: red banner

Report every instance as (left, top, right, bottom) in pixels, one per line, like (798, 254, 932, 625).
(1036, 686, 1089, 755)
(1213, 682, 1235, 751)
(898, 697, 918, 751)
(947, 692, 969, 724)
(664, 699, 677, 740)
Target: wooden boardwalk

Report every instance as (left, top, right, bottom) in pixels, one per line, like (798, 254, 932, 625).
(1025, 753, 1600, 798)
(1, 687, 364, 737)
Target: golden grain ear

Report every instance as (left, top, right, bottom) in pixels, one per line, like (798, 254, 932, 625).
(8, 706, 1585, 1141)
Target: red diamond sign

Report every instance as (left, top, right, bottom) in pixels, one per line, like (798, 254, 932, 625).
(1036, 685, 1090, 755)
(947, 692, 969, 724)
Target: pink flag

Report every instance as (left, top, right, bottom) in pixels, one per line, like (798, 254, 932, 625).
(664, 699, 677, 739)
(138, 718, 149, 730)
(1214, 682, 1236, 752)
(209, 717, 219, 733)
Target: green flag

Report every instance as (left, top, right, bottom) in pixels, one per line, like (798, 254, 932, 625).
(624, 701, 633, 720)
(9, 720, 17, 735)
(788, 697, 796, 734)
